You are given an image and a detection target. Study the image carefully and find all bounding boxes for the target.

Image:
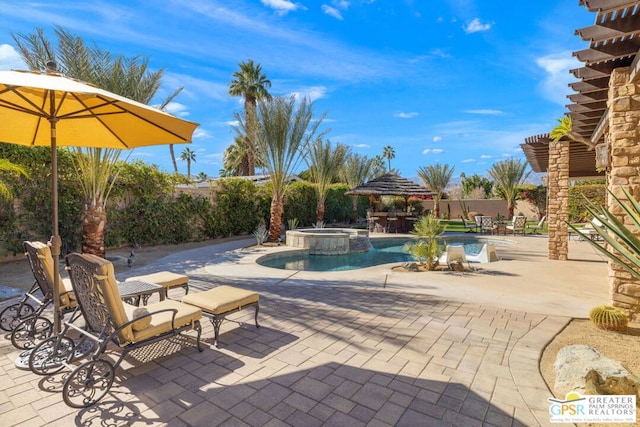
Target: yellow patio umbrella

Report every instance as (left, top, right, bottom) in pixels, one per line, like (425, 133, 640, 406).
(0, 66, 199, 332)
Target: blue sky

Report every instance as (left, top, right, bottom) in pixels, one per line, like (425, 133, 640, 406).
(0, 1, 593, 182)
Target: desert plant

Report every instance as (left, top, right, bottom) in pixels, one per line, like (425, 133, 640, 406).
(589, 304, 628, 331)
(287, 218, 299, 231)
(403, 213, 446, 271)
(252, 224, 268, 246)
(569, 188, 640, 281)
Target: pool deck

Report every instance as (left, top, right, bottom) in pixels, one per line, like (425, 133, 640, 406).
(0, 233, 608, 426)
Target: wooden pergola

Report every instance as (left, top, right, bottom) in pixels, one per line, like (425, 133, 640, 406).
(522, 0, 640, 315)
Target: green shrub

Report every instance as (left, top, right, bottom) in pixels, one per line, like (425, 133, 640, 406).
(569, 182, 605, 222)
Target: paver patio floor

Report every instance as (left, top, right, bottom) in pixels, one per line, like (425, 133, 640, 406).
(0, 234, 607, 426)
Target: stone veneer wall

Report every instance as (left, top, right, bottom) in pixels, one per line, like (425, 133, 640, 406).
(607, 67, 640, 318)
(547, 140, 570, 261)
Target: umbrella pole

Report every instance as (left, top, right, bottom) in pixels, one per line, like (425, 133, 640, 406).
(50, 117, 62, 334)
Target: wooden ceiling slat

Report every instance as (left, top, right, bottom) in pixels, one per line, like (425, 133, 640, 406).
(574, 38, 640, 63)
(580, 0, 638, 13)
(576, 11, 640, 39)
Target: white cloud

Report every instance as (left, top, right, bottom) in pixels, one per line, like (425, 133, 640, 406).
(422, 148, 444, 155)
(322, 5, 343, 20)
(354, 143, 370, 149)
(0, 44, 25, 70)
(432, 136, 442, 142)
(463, 18, 492, 34)
(393, 111, 418, 119)
(462, 158, 476, 163)
(290, 86, 328, 102)
(536, 52, 581, 106)
(464, 109, 503, 115)
(261, 0, 303, 15)
(333, 0, 350, 9)
(193, 129, 211, 139)
(480, 154, 492, 159)
(164, 102, 190, 117)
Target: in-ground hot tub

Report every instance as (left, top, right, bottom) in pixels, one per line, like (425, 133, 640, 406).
(285, 228, 372, 255)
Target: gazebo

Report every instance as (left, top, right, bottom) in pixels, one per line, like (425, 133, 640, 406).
(344, 173, 434, 208)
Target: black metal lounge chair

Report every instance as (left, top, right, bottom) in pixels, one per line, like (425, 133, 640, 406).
(27, 252, 203, 408)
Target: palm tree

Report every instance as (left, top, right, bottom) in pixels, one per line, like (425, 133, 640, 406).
(307, 139, 350, 222)
(417, 163, 455, 218)
(180, 147, 196, 180)
(13, 26, 164, 257)
(236, 96, 326, 242)
(159, 86, 185, 173)
(372, 155, 386, 177)
(488, 158, 531, 218)
(550, 116, 594, 148)
(0, 159, 29, 199)
(341, 154, 374, 221)
(229, 60, 272, 176)
(382, 145, 395, 170)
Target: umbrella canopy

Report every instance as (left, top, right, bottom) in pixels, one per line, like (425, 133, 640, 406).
(345, 173, 434, 198)
(0, 69, 199, 332)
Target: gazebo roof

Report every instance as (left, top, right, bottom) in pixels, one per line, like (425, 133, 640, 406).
(344, 173, 434, 197)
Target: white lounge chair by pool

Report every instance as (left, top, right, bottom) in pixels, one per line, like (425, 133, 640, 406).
(466, 243, 499, 263)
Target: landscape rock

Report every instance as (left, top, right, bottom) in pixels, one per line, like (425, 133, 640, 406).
(554, 344, 639, 399)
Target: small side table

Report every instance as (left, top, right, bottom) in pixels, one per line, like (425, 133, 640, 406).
(118, 280, 165, 306)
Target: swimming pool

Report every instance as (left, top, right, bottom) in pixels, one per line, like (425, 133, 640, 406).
(257, 236, 512, 272)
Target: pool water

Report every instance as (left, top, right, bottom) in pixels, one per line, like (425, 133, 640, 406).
(258, 236, 507, 272)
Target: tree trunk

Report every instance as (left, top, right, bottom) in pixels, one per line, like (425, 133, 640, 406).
(245, 98, 256, 176)
(351, 198, 358, 222)
(316, 201, 325, 223)
(268, 196, 283, 242)
(82, 200, 106, 258)
(434, 200, 440, 218)
(170, 144, 178, 173)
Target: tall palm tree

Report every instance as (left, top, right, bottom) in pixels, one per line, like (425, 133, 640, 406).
(159, 86, 184, 173)
(229, 60, 272, 176)
(382, 145, 395, 170)
(180, 147, 196, 180)
(488, 158, 531, 218)
(13, 26, 164, 257)
(236, 96, 326, 241)
(307, 139, 350, 222)
(341, 154, 374, 221)
(417, 163, 455, 218)
(0, 159, 29, 200)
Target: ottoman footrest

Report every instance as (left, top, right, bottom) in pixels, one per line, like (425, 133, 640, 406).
(125, 271, 189, 299)
(182, 285, 259, 347)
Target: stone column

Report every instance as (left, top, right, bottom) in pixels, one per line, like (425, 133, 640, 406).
(547, 139, 570, 261)
(607, 67, 640, 318)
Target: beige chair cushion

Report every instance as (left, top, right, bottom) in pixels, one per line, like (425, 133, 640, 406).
(182, 286, 259, 315)
(130, 300, 202, 342)
(125, 271, 188, 289)
(86, 255, 202, 344)
(31, 241, 77, 309)
(86, 254, 135, 343)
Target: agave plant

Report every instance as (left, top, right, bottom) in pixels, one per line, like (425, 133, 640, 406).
(568, 188, 640, 280)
